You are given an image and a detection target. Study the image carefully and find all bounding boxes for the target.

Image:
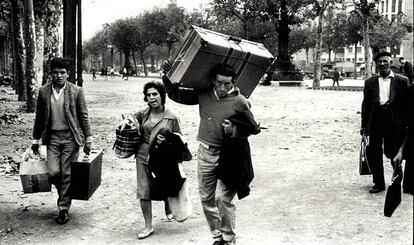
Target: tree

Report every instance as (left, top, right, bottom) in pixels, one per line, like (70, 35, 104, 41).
(370, 13, 413, 57)
(22, 0, 37, 112)
(309, 0, 343, 87)
(108, 18, 136, 70)
(9, 0, 26, 101)
(352, 0, 379, 77)
(322, 8, 347, 63)
(344, 12, 363, 78)
(40, 0, 62, 85)
(212, 0, 261, 39)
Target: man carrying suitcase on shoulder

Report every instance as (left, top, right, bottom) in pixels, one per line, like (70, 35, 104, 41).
(31, 57, 93, 224)
(162, 62, 258, 245)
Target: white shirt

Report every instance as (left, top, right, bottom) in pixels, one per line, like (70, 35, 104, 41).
(52, 83, 66, 101)
(378, 71, 394, 105)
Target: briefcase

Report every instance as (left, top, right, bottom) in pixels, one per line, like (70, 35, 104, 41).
(71, 150, 102, 200)
(359, 135, 371, 175)
(167, 25, 274, 98)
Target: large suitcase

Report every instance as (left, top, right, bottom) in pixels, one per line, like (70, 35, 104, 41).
(71, 150, 102, 200)
(167, 25, 274, 98)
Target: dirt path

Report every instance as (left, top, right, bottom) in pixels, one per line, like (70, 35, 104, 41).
(0, 76, 412, 245)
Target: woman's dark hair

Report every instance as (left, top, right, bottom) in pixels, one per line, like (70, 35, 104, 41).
(210, 63, 236, 83)
(143, 81, 167, 105)
(50, 57, 71, 71)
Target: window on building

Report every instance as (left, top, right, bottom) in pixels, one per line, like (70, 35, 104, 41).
(381, 1, 385, 13)
(398, 0, 402, 12)
(392, 0, 396, 12)
(346, 58, 351, 61)
(358, 58, 364, 61)
(348, 47, 353, 53)
(357, 47, 362, 52)
(385, 0, 388, 12)
(321, 58, 326, 62)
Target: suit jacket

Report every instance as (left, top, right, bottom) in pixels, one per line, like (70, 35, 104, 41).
(32, 82, 92, 146)
(361, 73, 409, 135)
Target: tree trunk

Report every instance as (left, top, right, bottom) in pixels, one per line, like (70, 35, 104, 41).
(132, 50, 137, 75)
(11, 0, 26, 101)
(42, 0, 62, 85)
(354, 42, 358, 79)
(312, 12, 324, 87)
(123, 49, 131, 69)
(34, 15, 44, 89)
(22, 0, 38, 112)
(305, 48, 309, 67)
(140, 50, 147, 77)
(167, 42, 173, 59)
(362, 18, 371, 77)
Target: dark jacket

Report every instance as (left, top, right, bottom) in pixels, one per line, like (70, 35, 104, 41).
(361, 73, 409, 134)
(217, 109, 260, 200)
(148, 128, 192, 199)
(32, 82, 92, 146)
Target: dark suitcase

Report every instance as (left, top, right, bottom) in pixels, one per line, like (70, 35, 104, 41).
(167, 25, 274, 98)
(71, 150, 102, 200)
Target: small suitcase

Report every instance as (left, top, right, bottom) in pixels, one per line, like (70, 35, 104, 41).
(167, 25, 274, 98)
(71, 150, 102, 200)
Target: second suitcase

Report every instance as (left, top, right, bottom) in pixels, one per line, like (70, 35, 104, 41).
(71, 150, 102, 200)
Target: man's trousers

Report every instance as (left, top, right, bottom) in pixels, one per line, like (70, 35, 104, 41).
(46, 130, 79, 211)
(197, 143, 236, 242)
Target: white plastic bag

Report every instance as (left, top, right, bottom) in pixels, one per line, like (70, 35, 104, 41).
(167, 164, 192, 222)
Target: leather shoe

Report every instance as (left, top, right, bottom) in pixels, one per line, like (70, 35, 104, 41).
(55, 209, 69, 225)
(369, 186, 385, 194)
(138, 228, 154, 239)
(212, 241, 224, 245)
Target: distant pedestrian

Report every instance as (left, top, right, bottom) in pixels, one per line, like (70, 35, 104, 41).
(105, 67, 110, 81)
(110, 67, 115, 79)
(360, 51, 410, 194)
(332, 68, 340, 86)
(399, 57, 413, 84)
(122, 67, 128, 80)
(31, 57, 93, 225)
(92, 67, 96, 81)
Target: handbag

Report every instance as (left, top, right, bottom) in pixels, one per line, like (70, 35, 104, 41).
(359, 135, 371, 175)
(113, 125, 141, 158)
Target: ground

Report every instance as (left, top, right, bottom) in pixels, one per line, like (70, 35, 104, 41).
(0, 75, 412, 245)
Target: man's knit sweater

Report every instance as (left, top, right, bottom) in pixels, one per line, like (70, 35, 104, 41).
(162, 76, 251, 147)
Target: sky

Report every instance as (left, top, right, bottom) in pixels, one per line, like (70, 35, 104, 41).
(82, 0, 211, 40)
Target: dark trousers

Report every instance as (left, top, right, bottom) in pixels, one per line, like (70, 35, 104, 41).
(367, 105, 399, 188)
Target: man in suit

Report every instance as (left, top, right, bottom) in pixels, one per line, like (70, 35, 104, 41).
(361, 51, 410, 193)
(31, 57, 93, 224)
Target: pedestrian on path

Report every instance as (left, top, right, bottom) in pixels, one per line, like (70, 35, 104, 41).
(332, 68, 340, 86)
(360, 51, 410, 194)
(92, 66, 96, 81)
(162, 62, 259, 245)
(31, 57, 93, 225)
(121, 81, 182, 239)
(399, 57, 413, 84)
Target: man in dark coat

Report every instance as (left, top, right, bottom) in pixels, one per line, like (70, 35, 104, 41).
(360, 51, 410, 194)
(332, 68, 340, 86)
